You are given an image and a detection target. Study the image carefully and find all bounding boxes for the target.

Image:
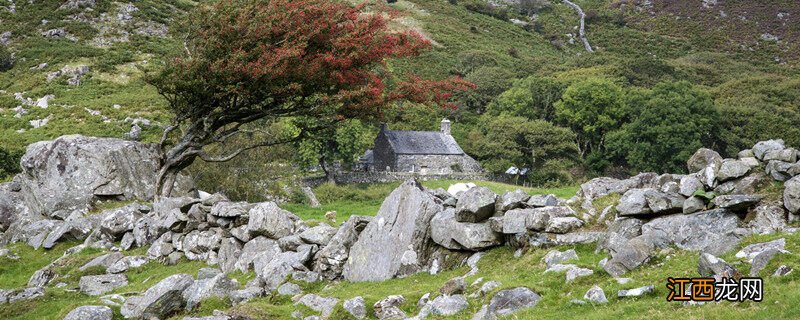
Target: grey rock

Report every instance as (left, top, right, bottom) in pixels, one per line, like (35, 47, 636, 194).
(229, 286, 263, 305)
(545, 217, 583, 234)
(740, 157, 760, 167)
(602, 234, 656, 277)
(566, 267, 593, 282)
(584, 286, 607, 304)
(247, 202, 298, 239)
(698, 253, 739, 279)
(618, 285, 655, 298)
(64, 305, 112, 320)
(299, 224, 337, 246)
(766, 160, 793, 181)
(107, 255, 148, 274)
(555, 232, 605, 245)
(210, 201, 253, 217)
(343, 296, 367, 319)
(715, 173, 766, 195)
(99, 203, 148, 238)
(644, 190, 684, 215)
(763, 148, 797, 162)
(526, 194, 558, 208)
(235, 236, 281, 273)
(497, 190, 530, 212)
(80, 274, 128, 296)
(683, 196, 706, 214)
(713, 195, 761, 211)
(773, 265, 793, 277)
(343, 180, 442, 281)
(455, 187, 497, 222)
(8, 287, 44, 303)
(28, 268, 55, 287)
(293, 271, 320, 283)
(183, 272, 237, 311)
(296, 294, 339, 318)
(430, 209, 501, 250)
(80, 252, 124, 271)
(43, 219, 93, 249)
(120, 232, 136, 250)
(120, 274, 194, 319)
(255, 249, 312, 291)
(687, 148, 723, 172)
(617, 189, 653, 216)
(313, 215, 371, 280)
(753, 139, 785, 160)
(147, 233, 174, 259)
(277, 283, 301, 296)
(428, 294, 469, 316)
(717, 159, 751, 181)
(543, 249, 578, 268)
(735, 238, 786, 261)
(487, 287, 541, 316)
(16, 135, 192, 218)
(373, 295, 406, 320)
(183, 229, 222, 261)
(738, 149, 755, 159)
(750, 249, 781, 277)
(784, 175, 800, 214)
(747, 202, 788, 234)
(642, 209, 741, 253)
(132, 216, 158, 247)
(440, 277, 467, 295)
(218, 237, 242, 273)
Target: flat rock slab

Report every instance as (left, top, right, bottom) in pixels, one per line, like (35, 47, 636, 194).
(80, 274, 128, 296)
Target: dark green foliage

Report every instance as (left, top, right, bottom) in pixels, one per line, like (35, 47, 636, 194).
(487, 76, 565, 121)
(554, 77, 625, 157)
(0, 147, 23, 181)
(455, 66, 515, 114)
(606, 81, 719, 173)
(0, 46, 13, 72)
(464, 115, 578, 185)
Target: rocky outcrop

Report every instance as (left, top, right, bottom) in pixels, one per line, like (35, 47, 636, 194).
(343, 179, 442, 281)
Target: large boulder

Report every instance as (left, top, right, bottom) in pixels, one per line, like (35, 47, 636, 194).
(454, 186, 497, 222)
(602, 233, 656, 277)
(121, 274, 194, 319)
(747, 202, 788, 234)
(79, 274, 128, 296)
(717, 159, 751, 182)
(643, 190, 684, 215)
(313, 216, 372, 280)
(182, 269, 238, 311)
(497, 190, 530, 212)
(343, 179, 442, 281)
(16, 135, 193, 218)
(687, 148, 722, 173)
(641, 209, 741, 254)
(753, 139, 785, 160)
(430, 209, 502, 250)
(487, 287, 541, 316)
(247, 202, 299, 239)
(713, 195, 761, 211)
(616, 189, 653, 216)
(64, 306, 113, 320)
(784, 175, 800, 214)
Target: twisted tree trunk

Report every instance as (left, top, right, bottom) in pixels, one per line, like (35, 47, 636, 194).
(563, 0, 594, 53)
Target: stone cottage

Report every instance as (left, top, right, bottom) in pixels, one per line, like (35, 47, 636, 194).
(360, 119, 483, 174)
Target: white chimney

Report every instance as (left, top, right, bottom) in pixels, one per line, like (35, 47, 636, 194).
(440, 118, 451, 135)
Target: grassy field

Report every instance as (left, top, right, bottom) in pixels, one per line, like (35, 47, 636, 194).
(281, 180, 579, 226)
(3, 230, 797, 319)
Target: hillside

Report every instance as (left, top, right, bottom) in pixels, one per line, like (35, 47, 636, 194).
(2, 0, 800, 190)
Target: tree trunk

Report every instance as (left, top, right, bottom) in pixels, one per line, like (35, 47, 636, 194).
(320, 159, 336, 184)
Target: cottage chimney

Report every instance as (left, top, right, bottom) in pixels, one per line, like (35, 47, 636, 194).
(440, 118, 451, 135)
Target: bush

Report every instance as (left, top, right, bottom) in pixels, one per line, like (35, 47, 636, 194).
(487, 75, 565, 121)
(0, 147, 23, 181)
(0, 46, 13, 72)
(455, 66, 515, 114)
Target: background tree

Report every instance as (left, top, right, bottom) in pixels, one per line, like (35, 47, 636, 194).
(554, 77, 624, 158)
(453, 66, 515, 116)
(294, 119, 374, 182)
(606, 81, 718, 173)
(464, 115, 577, 185)
(147, 0, 471, 196)
(487, 75, 564, 121)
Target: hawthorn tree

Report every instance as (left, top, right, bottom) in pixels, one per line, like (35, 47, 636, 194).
(148, 0, 471, 196)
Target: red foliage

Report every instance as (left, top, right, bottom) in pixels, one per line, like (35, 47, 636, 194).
(165, 0, 471, 120)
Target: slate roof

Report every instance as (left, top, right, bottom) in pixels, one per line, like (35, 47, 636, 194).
(382, 130, 465, 155)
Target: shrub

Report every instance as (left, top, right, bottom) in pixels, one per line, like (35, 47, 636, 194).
(0, 147, 23, 181)
(0, 46, 13, 72)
